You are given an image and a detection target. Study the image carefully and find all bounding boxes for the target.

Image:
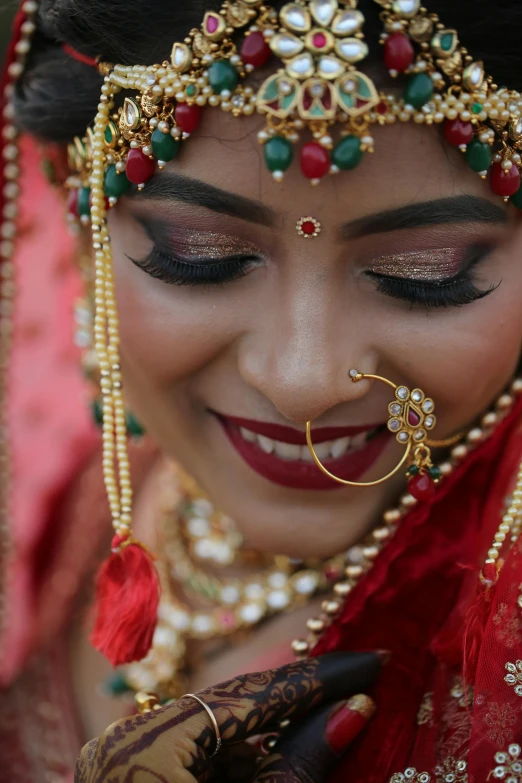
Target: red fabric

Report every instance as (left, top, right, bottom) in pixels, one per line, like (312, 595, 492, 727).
(91, 542, 160, 665)
(315, 401, 522, 782)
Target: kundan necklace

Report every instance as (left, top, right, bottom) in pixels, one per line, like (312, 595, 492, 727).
(117, 377, 522, 705)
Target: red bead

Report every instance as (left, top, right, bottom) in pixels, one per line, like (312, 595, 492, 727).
(67, 188, 79, 217)
(240, 31, 272, 69)
(444, 118, 474, 147)
(300, 142, 330, 181)
(490, 161, 521, 197)
(313, 32, 327, 48)
(125, 148, 156, 185)
(408, 473, 436, 501)
(175, 103, 202, 134)
(376, 101, 388, 115)
(384, 33, 415, 73)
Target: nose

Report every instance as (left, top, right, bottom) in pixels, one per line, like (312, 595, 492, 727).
(237, 277, 375, 424)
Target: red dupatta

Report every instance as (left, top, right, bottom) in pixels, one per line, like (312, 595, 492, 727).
(314, 397, 522, 782)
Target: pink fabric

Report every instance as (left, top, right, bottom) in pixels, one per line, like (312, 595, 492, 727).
(1, 136, 98, 685)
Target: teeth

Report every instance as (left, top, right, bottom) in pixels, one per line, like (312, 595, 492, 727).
(351, 432, 366, 450)
(237, 427, 377, 462)
(258, 434, 275, 454)
(300, 444, 316, 462)
(330, 436, 351, 458)
(274, 441, 302, 460)
(312, 440, 332, 460)
(240, 426, 256, 443)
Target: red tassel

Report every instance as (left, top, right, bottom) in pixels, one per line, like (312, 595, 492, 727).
(90, 536, 160, 666)
(462, 562, 498, 685)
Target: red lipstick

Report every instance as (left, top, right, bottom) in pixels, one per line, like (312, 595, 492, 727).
(214, 413, 392, 491)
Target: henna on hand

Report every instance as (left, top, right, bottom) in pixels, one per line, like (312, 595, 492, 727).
(74, 652, 382, 783)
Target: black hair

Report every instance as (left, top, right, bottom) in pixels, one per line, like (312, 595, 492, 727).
(12, 0, 522, 143)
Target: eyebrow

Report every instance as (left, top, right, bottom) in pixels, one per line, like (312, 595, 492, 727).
(341, 195, 507, 239)
(132, 176, 507, 238)
(131, 172, 276, 227)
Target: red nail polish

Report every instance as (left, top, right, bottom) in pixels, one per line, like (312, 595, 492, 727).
(325, 695, 376, 755)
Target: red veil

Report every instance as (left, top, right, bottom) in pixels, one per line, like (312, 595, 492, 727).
(2, 6, 522, 783)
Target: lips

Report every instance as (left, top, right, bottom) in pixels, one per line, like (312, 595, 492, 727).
(215, 413, 392, 491)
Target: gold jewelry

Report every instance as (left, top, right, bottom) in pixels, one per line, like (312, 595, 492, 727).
(296, 216, 322, 238)
(292, 375, 522, 659)
(66, 0, 522, 203)
(180, 693, 222, 757)
(306, 369, 437, 488)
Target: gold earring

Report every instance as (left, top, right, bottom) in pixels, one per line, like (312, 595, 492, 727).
(305, 369, 442, 500)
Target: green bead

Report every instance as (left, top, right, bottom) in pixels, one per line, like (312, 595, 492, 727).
(407, 464, 420, 477)
(404, 73, 433, 109)
(127, 411, 145, 438)
(151, 128, 180, 162)
(104, 164, 132, 199)
(428, 465, 442, 481)
(439, 32, 455, 52)
(332, 135, 363, 171)
(264, 136, 293, 173)
(472, 102, 483, 114)
(465, 139, 492, 173)
(186, 84, 196, 97)
(510, 184, 522, 210)
(78, 186, 91, 217)
(208, 60, 239, 94)
(103, 671, 132, 696)
(91, 399, 103, 428)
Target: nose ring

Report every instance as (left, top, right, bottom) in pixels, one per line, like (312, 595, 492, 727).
(305, 369, 441, 498)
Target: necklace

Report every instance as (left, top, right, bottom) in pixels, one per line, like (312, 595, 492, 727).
(290, 377, 522, 659)
(123, 461, 345, 698)
(121, 378, 522, 702)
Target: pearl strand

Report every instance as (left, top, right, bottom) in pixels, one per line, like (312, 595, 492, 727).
(292, 377, 522, 658)
(90, 81, 133, 536)
(0, 0, 39, 637)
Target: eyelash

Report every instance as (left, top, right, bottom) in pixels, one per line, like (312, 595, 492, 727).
(130, 245, 497, 308)
(367, 249, 498, 308)
(128, 248, 259, 286)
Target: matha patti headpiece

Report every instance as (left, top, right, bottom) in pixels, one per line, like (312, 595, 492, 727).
(67, 0, 522, 213)
(59, 0, 522, 667)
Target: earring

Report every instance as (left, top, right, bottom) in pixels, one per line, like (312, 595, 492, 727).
(306, 369, 443, 500)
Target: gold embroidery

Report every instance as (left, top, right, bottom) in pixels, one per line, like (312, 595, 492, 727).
(493, 602, 522, 648)
(417, 691, 434, 727)
(450, 677, 474, 709)
(390, 770, 431, 783)
(484, 702, 518, 747)
(434, 758, 468, 782)
(436, 676, 473, 762)
(489, 743, 522, 780)
(518, 582, 522, 611)
(504, 660, 522, 696)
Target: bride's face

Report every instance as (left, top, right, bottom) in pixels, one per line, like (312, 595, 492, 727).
(108, 108, 522, 558)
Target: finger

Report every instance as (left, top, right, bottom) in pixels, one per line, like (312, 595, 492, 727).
(184, 651, 383, 777)
(75, 653, 382, 783)
(251, 694, 376, 783)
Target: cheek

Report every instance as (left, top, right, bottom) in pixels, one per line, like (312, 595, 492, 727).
(112, 248, 245, 393)
(397, 263, 522, 421)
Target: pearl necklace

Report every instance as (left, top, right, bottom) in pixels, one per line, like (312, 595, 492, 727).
(290, 378, 522, 658)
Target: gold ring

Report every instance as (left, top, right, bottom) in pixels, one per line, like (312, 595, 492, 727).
(305, 369, 436, 487)
(181, 693, 222, 757)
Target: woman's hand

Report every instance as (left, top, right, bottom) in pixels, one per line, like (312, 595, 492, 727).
(75, 651, 382, 783)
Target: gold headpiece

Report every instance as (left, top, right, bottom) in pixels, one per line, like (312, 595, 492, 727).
(67, 0, 522, 210)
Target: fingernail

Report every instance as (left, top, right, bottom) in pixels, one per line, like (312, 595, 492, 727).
(375, 650, 392, 665)
(325, 695, 376, 756)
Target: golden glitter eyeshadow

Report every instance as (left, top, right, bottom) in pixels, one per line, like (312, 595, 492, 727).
(367, 249, 463, 281)
(166, 229, 260, 260)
